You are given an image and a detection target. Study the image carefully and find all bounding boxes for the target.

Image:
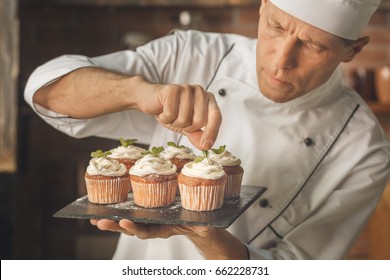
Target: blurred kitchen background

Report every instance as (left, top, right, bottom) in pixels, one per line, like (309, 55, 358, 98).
(0, 0, 389, 260)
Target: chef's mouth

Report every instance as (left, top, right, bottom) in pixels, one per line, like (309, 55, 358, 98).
(263, 70, 292, 88)
(270, 71, 289, 83)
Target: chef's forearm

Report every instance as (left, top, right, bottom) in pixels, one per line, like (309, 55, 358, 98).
(33, 67, 142, 119)
(188, 228, 249, 260)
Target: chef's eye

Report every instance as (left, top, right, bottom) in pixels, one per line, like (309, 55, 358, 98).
(271, 23, 284, 32)
(303, 42, 324, 53)
(274, 24, 283, 30)
(264, 21, 284, 37)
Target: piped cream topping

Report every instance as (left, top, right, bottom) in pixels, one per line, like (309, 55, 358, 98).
(160, 146, 197, 160)
(181, 157, 226, 180)
(209, 149, 241, 166)
(129, 154, 177, 176)
(86, 157, 127, 176)
(109, 145, 146, 160)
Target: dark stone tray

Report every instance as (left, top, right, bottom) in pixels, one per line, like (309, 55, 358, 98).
(53, 185, 266, 228)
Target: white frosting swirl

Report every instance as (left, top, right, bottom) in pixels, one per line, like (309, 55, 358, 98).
(160, 146, 197, 160)
(209, 149, 241, 166)
(181, 157, 226, 180)
(86, 157, 127, 176)
(109, 145, 146, 160)
(129, 154, 177, 176)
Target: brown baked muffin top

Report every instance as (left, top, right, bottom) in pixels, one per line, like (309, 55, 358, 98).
(178, 172, 227, 187)
(223, 165, 244, 175)
(85, 172, 130, 180)
(130, 172, 178, 183)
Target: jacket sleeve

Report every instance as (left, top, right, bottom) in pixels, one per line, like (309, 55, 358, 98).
(23, 50, 164, 143)
(23, 30, 231, 143)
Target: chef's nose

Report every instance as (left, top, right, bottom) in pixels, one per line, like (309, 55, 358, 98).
(273, 37, 298, 70)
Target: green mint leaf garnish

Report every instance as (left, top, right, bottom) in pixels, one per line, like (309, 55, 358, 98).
(193, 150, 209, 163)
(119, 137, 138, 147)
(193, 155, 205, 163)
(91, 149, 112, 158)
(211, 145, 226, 154)
(142, 146, 164, 157)
(167, 141, 185, 148)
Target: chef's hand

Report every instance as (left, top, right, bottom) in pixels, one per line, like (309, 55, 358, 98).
(90, 218, 249, 259)
(131, 77, 222, 150)
(90, 218, 212, 239)
(34, 68, 221, 151)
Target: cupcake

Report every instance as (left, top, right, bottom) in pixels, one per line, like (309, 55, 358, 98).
(129, 146, 178, 208)
(84, 150, 130, 204)
(209, 145, 244, 198)
(178, 151, 227, 211)
(160, 142, 197, 172)
(109, 138, 146, 170)
(160, 142, 197, 195)
(108, 138, 147, 191)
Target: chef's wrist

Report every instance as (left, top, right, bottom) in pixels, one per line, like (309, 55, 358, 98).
(187, 228, 249, 260)
(123, 75, 159, 111)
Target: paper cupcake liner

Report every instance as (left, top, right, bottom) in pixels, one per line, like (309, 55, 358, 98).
(178, 184, 225, 211)
(131, 180, 177, 208)
(128, 179, 133, 192)
(224, 172, 244, 198)
(85, 177, 130, 204)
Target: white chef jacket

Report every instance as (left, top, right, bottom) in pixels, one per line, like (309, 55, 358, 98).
(24, 30, 390, 260)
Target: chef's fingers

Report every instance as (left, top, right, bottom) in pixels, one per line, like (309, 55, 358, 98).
(95, 219, 119, 230)
(93, 219, 133, 236)
(184, 92, 220, 149)
(169, 84, 195, 128)
(185, 130, 204, 150)
(161, 96, 221, 150)
(199, 94, 222, 150)
(175, 92, 221, 150)
(157, 84, 206, 129)
(118, 220, 209, 239)
(165, 128, 211, 151)
(119, 219, 175, 239)
(181, 85, 208, 133)
(156, 85, 179, 125)
(155, 84, 221, 150)
(157, 125, 218, 151)
(157, 84, 198, 126)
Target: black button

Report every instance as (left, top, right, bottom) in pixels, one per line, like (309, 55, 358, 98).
(218, 89, 226, 96)
(259, 199, 269, 208)
(304, 137, 314, 146)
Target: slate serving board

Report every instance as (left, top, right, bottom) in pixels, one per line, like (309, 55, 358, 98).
(53, 185, 266, 228)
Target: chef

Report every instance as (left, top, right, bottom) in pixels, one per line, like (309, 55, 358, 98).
(24, 0, 390, 259)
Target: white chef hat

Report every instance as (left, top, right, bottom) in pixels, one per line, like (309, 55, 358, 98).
(270, 0, 381, 40)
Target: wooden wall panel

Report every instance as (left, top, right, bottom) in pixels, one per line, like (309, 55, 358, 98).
(0, 0, 19, 172)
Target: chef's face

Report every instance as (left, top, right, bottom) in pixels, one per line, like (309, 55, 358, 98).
(256, 0, 366, 103)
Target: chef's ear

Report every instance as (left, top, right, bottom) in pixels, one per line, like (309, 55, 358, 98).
(342, 36, 370, 63)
